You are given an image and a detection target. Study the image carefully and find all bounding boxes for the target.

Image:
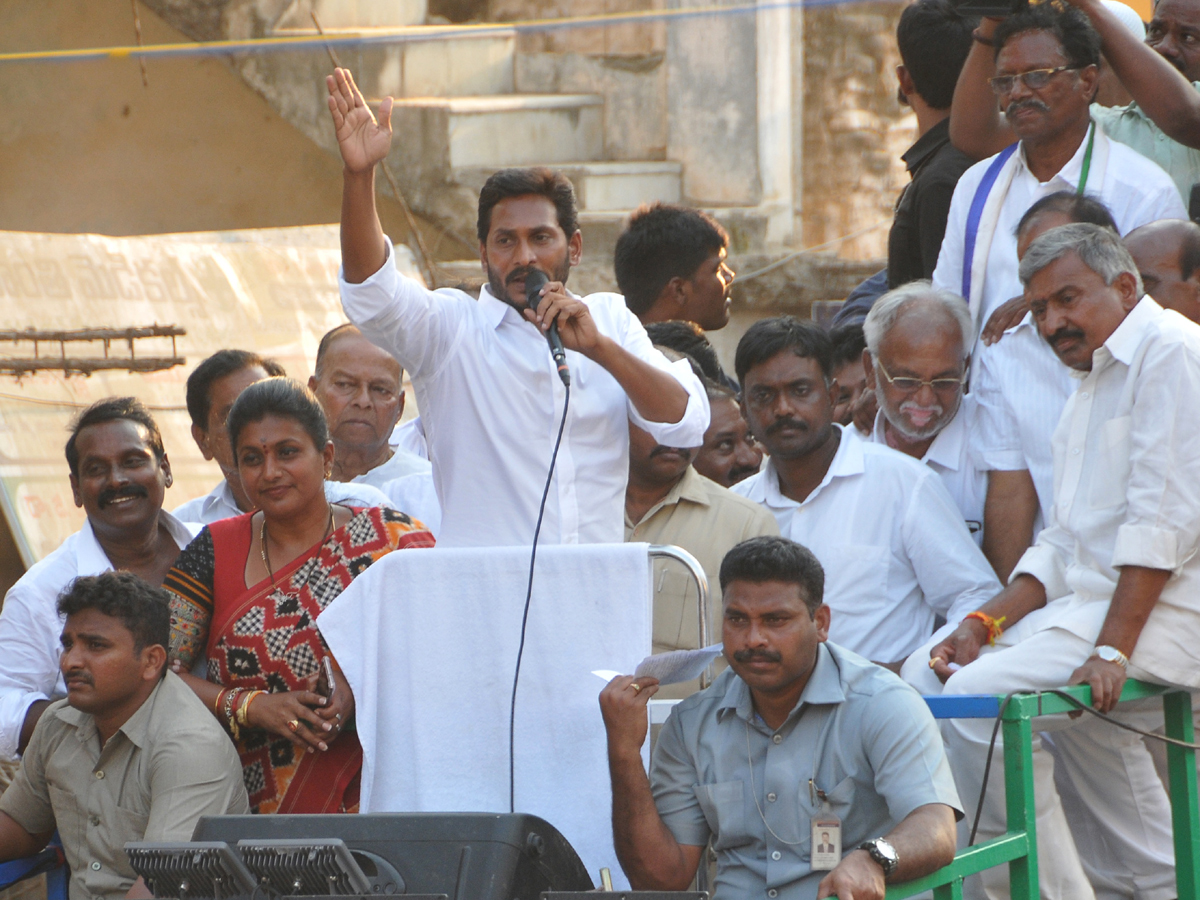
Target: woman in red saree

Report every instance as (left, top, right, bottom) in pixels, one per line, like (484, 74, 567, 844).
(164, 377, 433, 813)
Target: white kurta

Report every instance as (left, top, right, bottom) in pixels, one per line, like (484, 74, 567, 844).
(869, 395, 986, 545)
(340, 239, 709, 548)
(933, 125, 1185, 333)
(905, 297, 1200, 900)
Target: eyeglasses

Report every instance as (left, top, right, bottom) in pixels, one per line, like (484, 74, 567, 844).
(988, 65, 1078, 96)
(876, 361, 965, 394)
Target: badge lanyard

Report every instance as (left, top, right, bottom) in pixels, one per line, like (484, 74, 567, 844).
(744, 702, 843, 867)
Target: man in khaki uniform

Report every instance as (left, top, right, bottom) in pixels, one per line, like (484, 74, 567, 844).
(0, 572, 247, 899)
(625, 416, 778, 693)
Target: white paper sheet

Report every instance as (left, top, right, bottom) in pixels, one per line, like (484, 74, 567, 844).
(591, 644, 724, 686)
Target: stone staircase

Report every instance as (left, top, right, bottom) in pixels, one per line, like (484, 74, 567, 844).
(237, 0, 770, 289)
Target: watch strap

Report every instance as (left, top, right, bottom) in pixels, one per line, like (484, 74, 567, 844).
(858, 838, 899, 876)
(1094, 645, 1129, 669)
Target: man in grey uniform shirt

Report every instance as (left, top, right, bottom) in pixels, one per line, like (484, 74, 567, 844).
(600, 537, 962, 900)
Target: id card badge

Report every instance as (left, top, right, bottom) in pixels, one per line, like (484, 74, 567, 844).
(810, 812, 842, 870)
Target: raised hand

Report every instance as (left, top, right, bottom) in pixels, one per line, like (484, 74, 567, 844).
(326, 67, 393, 174)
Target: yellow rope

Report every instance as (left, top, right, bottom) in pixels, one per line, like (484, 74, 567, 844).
(0, 390, 187, 412)
(0, 0, 847, 65)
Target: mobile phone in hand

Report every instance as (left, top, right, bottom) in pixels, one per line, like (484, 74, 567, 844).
(316, 657, 337, 702)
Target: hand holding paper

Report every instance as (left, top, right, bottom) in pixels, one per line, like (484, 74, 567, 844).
(593, 644, 723, 687)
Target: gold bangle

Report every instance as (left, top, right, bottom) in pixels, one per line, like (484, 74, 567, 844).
(237, 690, 265, 727)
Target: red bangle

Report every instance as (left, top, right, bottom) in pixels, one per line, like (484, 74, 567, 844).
(964, 611, 1006, 646)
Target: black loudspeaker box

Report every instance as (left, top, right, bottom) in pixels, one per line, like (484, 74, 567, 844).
(192, 813, 596, 900)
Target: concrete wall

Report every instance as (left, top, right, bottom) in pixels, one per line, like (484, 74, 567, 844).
(490, 0, 911, 256)
(0, 0, 443, 252)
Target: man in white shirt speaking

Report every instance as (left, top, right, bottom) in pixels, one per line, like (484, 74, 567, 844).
(730, 318, 999, 669)
(909, 223, 1200, 900)
(327, 68, 708, 548)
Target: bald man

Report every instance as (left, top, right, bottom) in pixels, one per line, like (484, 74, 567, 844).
(309, 325, 439, 530)
(1125, 219, 1200, 323)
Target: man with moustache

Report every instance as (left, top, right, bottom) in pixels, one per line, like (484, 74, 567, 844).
(730, 318, 999, 668)
(970, 193, 1120, 582)
(625, 409, 777, 673)
(328, 67, 708, 548)
(931, 3, 1184, 356)
(0, 398, 200, 761)
(951, 0, 1200, 202)
(0, 572, 247, 899)
(600, 537, 961, 900)
(862, 283, 985, 544)
(174, 349, 392, 526)
(905, 223, 1200, 900)
(693, 380, 763, 488)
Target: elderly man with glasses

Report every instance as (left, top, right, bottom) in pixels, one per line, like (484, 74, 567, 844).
(862, 282, 985, 546)
(931, 2, 1184, 366)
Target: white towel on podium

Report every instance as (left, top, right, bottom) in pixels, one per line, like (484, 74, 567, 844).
(317, 543, 653, 888)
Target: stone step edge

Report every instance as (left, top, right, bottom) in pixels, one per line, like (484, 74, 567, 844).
(454, 161, 682, 179)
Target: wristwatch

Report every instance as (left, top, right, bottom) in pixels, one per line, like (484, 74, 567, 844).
(858, 838, 900, 877)
(1094, 645, 1129, 669)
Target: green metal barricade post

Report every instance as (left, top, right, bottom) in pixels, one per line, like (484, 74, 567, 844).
(886, 680, 1198, 900)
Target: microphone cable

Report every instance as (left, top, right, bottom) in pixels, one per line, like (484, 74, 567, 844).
(967, 688, 1200, 846)
(509, 382, 571, 812)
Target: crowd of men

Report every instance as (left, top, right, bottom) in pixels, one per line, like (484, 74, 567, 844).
(3, 0, 1200, 896)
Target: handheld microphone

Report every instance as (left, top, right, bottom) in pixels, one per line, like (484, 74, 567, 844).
(524, 270, 571, 386)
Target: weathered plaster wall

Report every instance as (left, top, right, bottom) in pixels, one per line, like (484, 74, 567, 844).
(0, 0, 449, 252)
(802, 1, 915, 260)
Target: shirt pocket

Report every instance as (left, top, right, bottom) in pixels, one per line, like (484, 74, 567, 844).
(824, 774, 858, 819)
(694, 780, 753, 850)
(112, 803, 149, 836)
(1089, 415, 1132, 510)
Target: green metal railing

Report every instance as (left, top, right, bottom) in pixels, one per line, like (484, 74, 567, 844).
(889, 680, 1198, 900)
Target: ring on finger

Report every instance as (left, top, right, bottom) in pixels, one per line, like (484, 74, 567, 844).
(287, 719, 300, 733)
(929, 657, 944, 670)
(629, 683, 642, 694)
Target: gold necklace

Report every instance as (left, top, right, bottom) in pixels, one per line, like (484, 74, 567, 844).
(260, 503, 335, 583)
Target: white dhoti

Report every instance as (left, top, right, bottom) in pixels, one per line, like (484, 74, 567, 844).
(902, 623, 1175, 900)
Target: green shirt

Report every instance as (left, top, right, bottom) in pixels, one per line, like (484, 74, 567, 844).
(1093, 90, 1200, 203)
